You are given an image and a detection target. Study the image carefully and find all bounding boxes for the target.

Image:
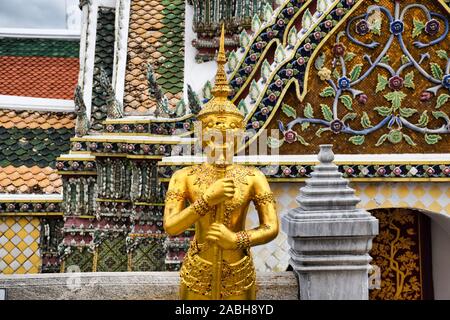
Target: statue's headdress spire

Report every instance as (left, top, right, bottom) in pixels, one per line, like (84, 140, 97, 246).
(211, 24, 232, 98)
(197, 24, 244, 121)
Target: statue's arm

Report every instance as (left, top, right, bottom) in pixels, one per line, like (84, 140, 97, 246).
(163, 169, 208, 236)
(245, 171, 279, 247)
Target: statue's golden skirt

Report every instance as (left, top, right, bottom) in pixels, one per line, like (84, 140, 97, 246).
(180, 241, 256, 298)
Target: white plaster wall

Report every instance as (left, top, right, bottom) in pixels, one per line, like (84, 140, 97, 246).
(183, 2, 216, 102)
(431, 219, 450, 299)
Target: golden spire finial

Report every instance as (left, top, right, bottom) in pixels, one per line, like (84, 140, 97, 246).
(197, 24, 244, 121)
(211, 24, 231, 98)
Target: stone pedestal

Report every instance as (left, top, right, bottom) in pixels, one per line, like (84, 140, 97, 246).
(0, 272, 297, 300)
(282, 145, 378, 300)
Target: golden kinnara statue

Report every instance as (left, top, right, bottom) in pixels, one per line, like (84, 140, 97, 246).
(163, 25, 279, 300)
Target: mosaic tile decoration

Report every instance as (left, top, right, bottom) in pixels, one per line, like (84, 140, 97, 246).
(0, 217, 41, 274)
(249, 182, 450, 272)
(131, 239, 166, 271)
(190, 0, 276, 62)
(96, 236, 128, 272)
(40, 217, 64, 273)
(63, 248, 94, 273)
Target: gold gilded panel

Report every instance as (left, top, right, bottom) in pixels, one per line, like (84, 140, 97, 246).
(369, 208, 433, 300)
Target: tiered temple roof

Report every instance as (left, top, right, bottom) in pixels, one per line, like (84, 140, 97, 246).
(0, 38, 79, 99)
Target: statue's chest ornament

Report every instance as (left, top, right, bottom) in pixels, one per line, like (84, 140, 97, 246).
(189, 165, 254, 227)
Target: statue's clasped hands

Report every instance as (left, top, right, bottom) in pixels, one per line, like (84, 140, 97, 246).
(203, 178, 235, 206)
(206, 223, 238, 250)
(203, 178, 239, 250)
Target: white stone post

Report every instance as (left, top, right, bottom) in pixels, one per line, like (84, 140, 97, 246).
(282, 145, 379, 300)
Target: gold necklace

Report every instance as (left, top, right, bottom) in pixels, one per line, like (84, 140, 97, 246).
(188, 163, 255, 227)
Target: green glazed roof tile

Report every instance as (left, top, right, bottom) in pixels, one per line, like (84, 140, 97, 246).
(0, 38, 79, 58)
(155, 0, 185, 95)
(90, 7, 116, 131)
(0, 127, 73, 168)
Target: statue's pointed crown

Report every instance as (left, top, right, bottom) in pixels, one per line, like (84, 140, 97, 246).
(197, 25, 244, 121)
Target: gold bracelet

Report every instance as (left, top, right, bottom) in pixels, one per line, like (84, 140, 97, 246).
(192, 196, 211, 216)
(165, 190, 186, 202)
(236, 231, 251, 249)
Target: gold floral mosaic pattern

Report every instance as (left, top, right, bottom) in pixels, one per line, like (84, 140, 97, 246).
(369, 209, 426, 300)
(249, 182, 450, 272)
(0, 217, 41, 274)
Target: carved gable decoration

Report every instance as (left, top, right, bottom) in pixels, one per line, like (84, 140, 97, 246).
(244, 0, 450, 154)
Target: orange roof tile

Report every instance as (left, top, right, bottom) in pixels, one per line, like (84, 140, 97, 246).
(0, 56, 79, 100)
(0, 110, 75, 130)
(21, 172, 34, 181)
(3, 166, 16, 175)
(124, 0, 165, 113)
(123, 0, 185, 114)
(0, 165, 62, 194)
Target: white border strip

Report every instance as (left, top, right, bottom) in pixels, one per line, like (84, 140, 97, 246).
(78, 3, 90, 86)
(58, 153, 95, 160)
(161, 154, 450, 164)
(82, 0, 99, 119)
(76, 134, 193, 143)
(0, 95, 74, 112)
(113, 0, 131, 102)
(0, 28, 80, 40)
(0, 194, 63, 201)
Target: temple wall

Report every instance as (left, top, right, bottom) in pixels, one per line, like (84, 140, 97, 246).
(249, 182, 450, 272)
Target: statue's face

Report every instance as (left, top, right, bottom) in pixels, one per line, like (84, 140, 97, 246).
(200, 114, 244, 165)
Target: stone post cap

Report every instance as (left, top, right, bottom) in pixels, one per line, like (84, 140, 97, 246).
(318, 144, 334, 164)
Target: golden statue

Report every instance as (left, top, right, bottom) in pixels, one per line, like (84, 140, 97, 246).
(163, 25, 279, 300)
